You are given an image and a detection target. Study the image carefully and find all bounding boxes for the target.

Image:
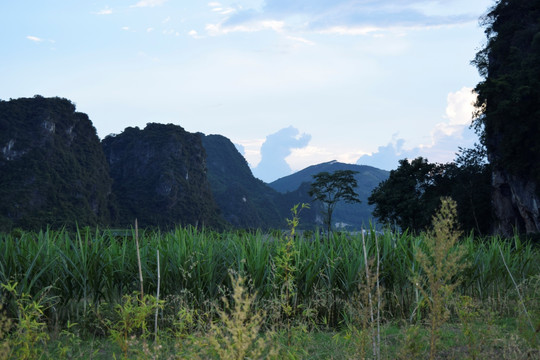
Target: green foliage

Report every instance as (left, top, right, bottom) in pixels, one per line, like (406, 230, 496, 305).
(308, 170, 361, 235)
(103, 292, 163, 359)
(397, 324, 426, 359)
(272, 204, 309, 346)
(369, 157, 439, 232)
(455, 295, 497, 360)
(0, 222, 538, 357)
(1, 282, 51, 360)
(0, 226, 538, 335)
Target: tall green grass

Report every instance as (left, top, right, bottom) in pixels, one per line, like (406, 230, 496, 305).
(0, 226, 538, 330)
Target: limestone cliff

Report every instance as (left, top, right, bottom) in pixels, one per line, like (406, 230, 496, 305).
(472, 1, 540, 236)
(0, 96, 114, 230)
(103, 124, 225, 229)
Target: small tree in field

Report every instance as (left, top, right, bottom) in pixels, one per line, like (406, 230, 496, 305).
(309, 170, 361, 236)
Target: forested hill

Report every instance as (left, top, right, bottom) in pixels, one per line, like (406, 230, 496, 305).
(0, 96, 389, 231)
(0, 96, 114, 230)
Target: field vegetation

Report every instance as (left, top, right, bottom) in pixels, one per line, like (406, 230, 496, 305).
(0, 199, 539, 358)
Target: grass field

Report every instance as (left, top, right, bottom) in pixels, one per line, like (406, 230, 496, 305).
(0, 201, 539, 359)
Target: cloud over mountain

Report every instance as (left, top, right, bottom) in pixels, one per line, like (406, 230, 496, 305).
(357, 87, 478, 169)
(253, 126, 311, 182)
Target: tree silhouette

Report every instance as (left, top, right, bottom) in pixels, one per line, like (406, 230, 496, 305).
(308, 170, 361, 236)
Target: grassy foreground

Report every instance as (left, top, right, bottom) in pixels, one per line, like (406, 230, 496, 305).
(0, 200, 539, 358)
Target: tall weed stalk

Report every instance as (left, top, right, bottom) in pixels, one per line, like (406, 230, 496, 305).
(412, 197, 469, 360)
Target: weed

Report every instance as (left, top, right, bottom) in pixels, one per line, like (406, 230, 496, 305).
(1, 282, 51, 360)
(456, 296, 483, 359)
(103, 292, 163, 359)
(397, 324, 426, 359)
(207, 275, 279, 360)
(53, 321, 85, 359)
(272, 203, 308, 344)
(412, 197, 469, 359)
(342, 256, 382, 359)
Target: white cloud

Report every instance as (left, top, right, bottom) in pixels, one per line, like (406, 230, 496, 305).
(206, 19, 284, 36)
(446, 87, 477, 126)
(234, 138, 265, 167)
(434, 87, 476, 137)
(211, 6, 236, 15)
(416, 87, 478, 162)
(234, 136, 355, 174)
(219, 8, 236, 15)
(131, 0, 168, 8)
(285, 35, 315, 46)
(26, 36, 43, 42)
(201, 0, 483, 43)
(121, 26, 130, 31)
(94, 7, 113, 15)
(147, 27, 154, 32)
(357, 137, 417, 170)
(253, 126, 311, 182)
(317, 26, 383, 36)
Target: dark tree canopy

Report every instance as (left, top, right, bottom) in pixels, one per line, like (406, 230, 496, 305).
(308, 170, 361, 235)
(369, 153, 492, 235)
(472, 0, 540, 234)
(368, 157, 438, 232)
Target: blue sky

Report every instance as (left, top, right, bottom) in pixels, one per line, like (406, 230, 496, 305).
(0, 0, 494, 182)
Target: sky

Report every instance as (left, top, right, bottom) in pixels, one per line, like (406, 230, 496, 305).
(0, 0, 494, 182)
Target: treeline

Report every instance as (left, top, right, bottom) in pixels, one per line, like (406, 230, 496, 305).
(369, 146, 492, 236)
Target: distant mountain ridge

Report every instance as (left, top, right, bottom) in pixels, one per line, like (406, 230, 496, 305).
(0, 95, 389, 231)
(270, 160, 388, 193)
